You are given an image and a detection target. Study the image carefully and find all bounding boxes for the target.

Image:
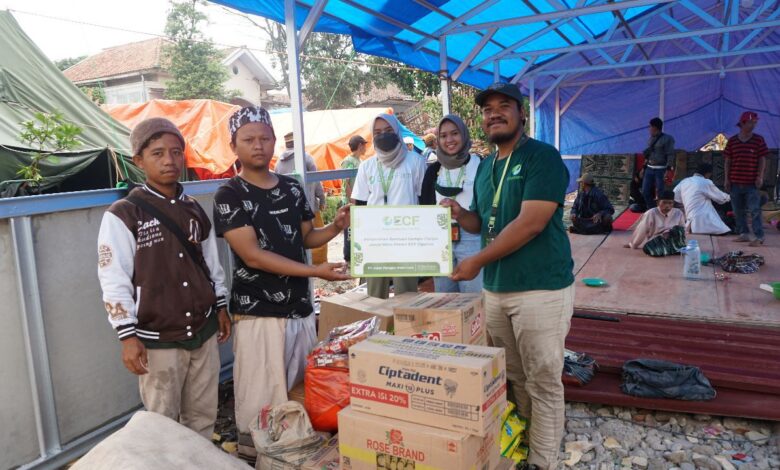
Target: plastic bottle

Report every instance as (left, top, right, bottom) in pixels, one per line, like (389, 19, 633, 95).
(682, 239, 702, 280)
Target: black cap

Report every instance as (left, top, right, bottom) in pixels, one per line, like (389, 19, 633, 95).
(657, 189, 675, 201)
(475, 82, 524, 107)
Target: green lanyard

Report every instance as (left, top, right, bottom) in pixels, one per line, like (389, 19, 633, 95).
(377, 163, 395, 204)
(443, 165, 467, 188)
(487, 134, 529, 235)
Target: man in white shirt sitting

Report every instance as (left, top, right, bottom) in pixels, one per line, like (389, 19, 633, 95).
(674, 163, 731, 235)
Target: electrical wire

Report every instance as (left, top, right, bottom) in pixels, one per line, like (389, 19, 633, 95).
(8, 8, 423, 72)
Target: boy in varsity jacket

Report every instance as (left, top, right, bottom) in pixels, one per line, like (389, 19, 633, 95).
(97, 118, 231, 438)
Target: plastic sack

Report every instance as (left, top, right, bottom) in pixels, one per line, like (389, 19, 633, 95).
(304, 362, 350, 433)
(249, 401, 324, 470)
(621, 358, 716, 401)
(563, 349, 598, 386)
(304, 316, 379, 432)
(500, 402, 527, 462)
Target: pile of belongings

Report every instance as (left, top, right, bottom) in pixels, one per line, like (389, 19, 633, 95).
(500, 402, 529, 465)
(250, 401, 324, 470)
(563, 349, 598, 386)
(304, 316, 379, 432)
(620, 358, 716, 401)
(712, 251, 765, 274)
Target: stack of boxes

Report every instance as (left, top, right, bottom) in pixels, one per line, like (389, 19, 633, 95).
(301, 290, 511, 470)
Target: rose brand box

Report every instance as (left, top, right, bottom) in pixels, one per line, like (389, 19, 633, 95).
(302, 435, 340, 470)
(348, 336, 506, 437)
(338, 406, 499, 470)
(393, 293, 486, 345)
(318, 292, 420, 340)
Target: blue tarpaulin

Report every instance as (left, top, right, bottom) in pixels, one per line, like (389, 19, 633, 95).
(212, 1, 780, 154)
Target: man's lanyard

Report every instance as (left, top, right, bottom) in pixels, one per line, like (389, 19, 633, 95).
(443, 165, 467, 188)
(377, 163, 395, 204)
(487, 134, 529, 236)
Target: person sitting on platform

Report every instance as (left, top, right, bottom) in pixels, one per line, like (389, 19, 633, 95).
(569, 173, 614, 234)
(625, 190, 686, 256)
(674, 163, 731, 235)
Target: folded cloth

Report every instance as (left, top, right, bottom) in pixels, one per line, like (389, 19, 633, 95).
(621, 358, 716, 401)
(713, 251, 765, 274)
(642, 225, 686, 257)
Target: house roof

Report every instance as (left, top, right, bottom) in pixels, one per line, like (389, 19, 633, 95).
(221, 47, 277, 88)
(64, 37, 169, 83)
(357, 83, 415, 105)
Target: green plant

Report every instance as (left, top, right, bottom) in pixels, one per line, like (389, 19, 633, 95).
(79, 85, 106, 105)
(164, 0, 238, 101)
(17, 111, 82, 184)
(321, 195, 342, 225)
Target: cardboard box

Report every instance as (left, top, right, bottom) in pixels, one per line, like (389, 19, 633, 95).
(348, 336, 507, 437)
(338, 407, 499, 470)
(394, 293, 486, 345)
(302, 435, 340, 470)
(318, 292, 419, 340)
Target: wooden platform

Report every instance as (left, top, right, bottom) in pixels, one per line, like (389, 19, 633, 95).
(565, 313, 780, 421)
(571, 228, 780, 328)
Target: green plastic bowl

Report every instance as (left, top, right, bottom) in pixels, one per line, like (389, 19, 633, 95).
(582, 278, 608, 287)
(771, 282, 780, 300)
(700, 252, 711, 264)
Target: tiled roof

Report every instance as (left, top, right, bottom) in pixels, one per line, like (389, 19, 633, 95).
(64, 37, 169, 83)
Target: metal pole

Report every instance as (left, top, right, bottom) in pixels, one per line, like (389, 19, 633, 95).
(439, 37, 451, 115)
(285, 0, 307, 189)
(659, 74, 666, 120)
(554, 86, 561, 148)
(11, 216, 61, 460)
(529, 79, 536, 139)
(493, 61, 500, 82)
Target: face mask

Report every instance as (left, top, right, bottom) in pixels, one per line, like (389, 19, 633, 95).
(374, 132, 400, 152)
(435, 183, 463, 198)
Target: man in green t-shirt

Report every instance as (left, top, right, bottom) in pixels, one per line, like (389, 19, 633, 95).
(441, 83, 574, 470)
(341, 135, 366, 261)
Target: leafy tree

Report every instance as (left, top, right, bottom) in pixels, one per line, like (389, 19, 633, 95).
(366, 57, 439, 100)
(16, 111, 83, 187)
(79, 86, 106, 105)
(163, 0, 237, 101)
(54, 56, 86, 71)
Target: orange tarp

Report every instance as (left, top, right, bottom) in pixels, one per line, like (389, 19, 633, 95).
(105, 99, 389, 189)
(104, 99, 240, 178)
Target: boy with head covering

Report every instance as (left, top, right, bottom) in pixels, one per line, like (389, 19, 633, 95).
(724, 111, 768, 246)
(97, 117, 231, 438)
(625, 190, 686, 256)
(351, 113, 426, 299)
(213, 106, 351, 460)
(420, 114, 483, 293)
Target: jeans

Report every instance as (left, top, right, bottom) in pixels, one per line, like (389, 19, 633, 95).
(730, 184, 764, 240)
(433, 235, 484, 293)
(642, 167, 666, 209)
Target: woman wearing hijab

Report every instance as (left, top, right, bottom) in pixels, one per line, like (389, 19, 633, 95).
(421, 114, 483, 293)
(351, 113, 427, 299)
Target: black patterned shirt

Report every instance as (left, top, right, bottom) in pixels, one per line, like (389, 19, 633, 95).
(214, 175, 314, 318)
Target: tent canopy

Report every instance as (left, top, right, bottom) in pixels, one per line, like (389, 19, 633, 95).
(106, 99, 418, 189)
(211, 0, 780, 154)
(0, 11, 141, 195)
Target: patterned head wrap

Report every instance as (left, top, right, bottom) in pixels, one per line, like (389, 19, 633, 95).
(229, 106, 274, 140)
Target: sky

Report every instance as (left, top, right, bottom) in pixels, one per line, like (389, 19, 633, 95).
(2, 0, 284, 80)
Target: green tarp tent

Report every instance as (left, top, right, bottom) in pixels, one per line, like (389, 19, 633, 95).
(0, 10, 143, 197)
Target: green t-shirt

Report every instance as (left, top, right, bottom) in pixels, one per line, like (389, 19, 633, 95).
(470, 138, 574, 292)
(341, 154, 360, 203)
